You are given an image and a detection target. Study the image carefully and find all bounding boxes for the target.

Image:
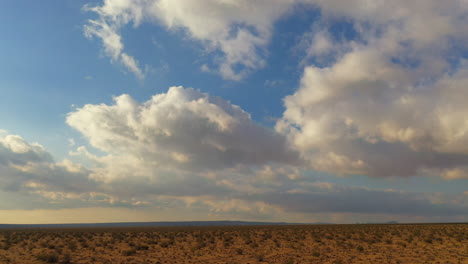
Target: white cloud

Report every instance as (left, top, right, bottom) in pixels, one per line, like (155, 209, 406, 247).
(84, 4, 145, 79)
(440, 167, 468, 180)
(0, 133, 94, 196)
(278, 0, 468, 178)
(84, 0, 296, 80)
(120, 53, 144, 79)
(0, 134, 53, 166)
(63, 86, 467, 217)
(306, 30, 333, 56)
(68, 138, 76, 147)
(84, 0, 468, 81)
(200, 64, 211, 73)
(67, 86, 298, 180)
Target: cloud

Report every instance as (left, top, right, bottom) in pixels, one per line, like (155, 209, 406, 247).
(67, 86, 299, 179)
(84, 6, 145, 79)
(62, 86, 467, 219)
(0, 132, 94, 196)
(278, 0, 468, 178)
(84, 0, 468, 81)
(1, 128, 466, 220)
(440, 167, 468, 180)
(256, 186, 467, 216)
(294, 24, 346, 67)
(0, 134, 53, 166)
(137, 179, 468, 219)
(84, 0, 297, 80)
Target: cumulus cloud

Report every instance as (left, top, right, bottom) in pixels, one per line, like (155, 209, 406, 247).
(84, 0, 468, 82)
(62, 86, 467, 218)
(0, 88, 301, 212)
(0, 134, 53, 166)
(84, 0, 297, 80)
(277, 0, 468, 178)
(67, 86, 299, 182)
(0, 132, 94, 196)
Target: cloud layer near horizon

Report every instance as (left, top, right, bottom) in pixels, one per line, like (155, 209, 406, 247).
(1, 86, 467, 221)
(1, 128, 466, 220)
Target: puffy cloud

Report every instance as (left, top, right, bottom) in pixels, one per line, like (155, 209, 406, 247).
(84, 0, 468, 81)
(67, 86, 299, 180)
(63, 86, 467, 218)
(0, 134, 52, 167)
(1, 85, 300, 212)
(0, 132, 94, 196)
(277, 0, 468, 177)
(84, 0, 296, 80)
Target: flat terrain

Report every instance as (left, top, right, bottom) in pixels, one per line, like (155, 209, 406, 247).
(0, 224, 466, 264)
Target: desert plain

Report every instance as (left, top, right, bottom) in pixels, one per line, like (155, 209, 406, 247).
(0, 223, 466, 264)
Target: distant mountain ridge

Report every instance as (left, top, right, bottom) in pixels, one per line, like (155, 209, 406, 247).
(0, 220, 318, 229)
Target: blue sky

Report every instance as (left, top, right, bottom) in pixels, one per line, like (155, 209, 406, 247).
(0, 0, 467, 224)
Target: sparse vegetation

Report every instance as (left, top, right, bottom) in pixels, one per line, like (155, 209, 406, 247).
(35, 251, 59, 263)
(122, 248, 137, 256)
(0, 224, 465, 263)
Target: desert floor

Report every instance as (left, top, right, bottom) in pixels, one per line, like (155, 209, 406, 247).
(0, 223, 466, 264)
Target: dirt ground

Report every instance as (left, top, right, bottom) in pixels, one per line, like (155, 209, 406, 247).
(0, 224, 466, 264)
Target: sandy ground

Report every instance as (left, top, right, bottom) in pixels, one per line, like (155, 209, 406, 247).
(0, 224, 466, 264)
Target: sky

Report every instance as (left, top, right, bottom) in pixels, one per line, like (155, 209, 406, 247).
(0, 0, 467, 224)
